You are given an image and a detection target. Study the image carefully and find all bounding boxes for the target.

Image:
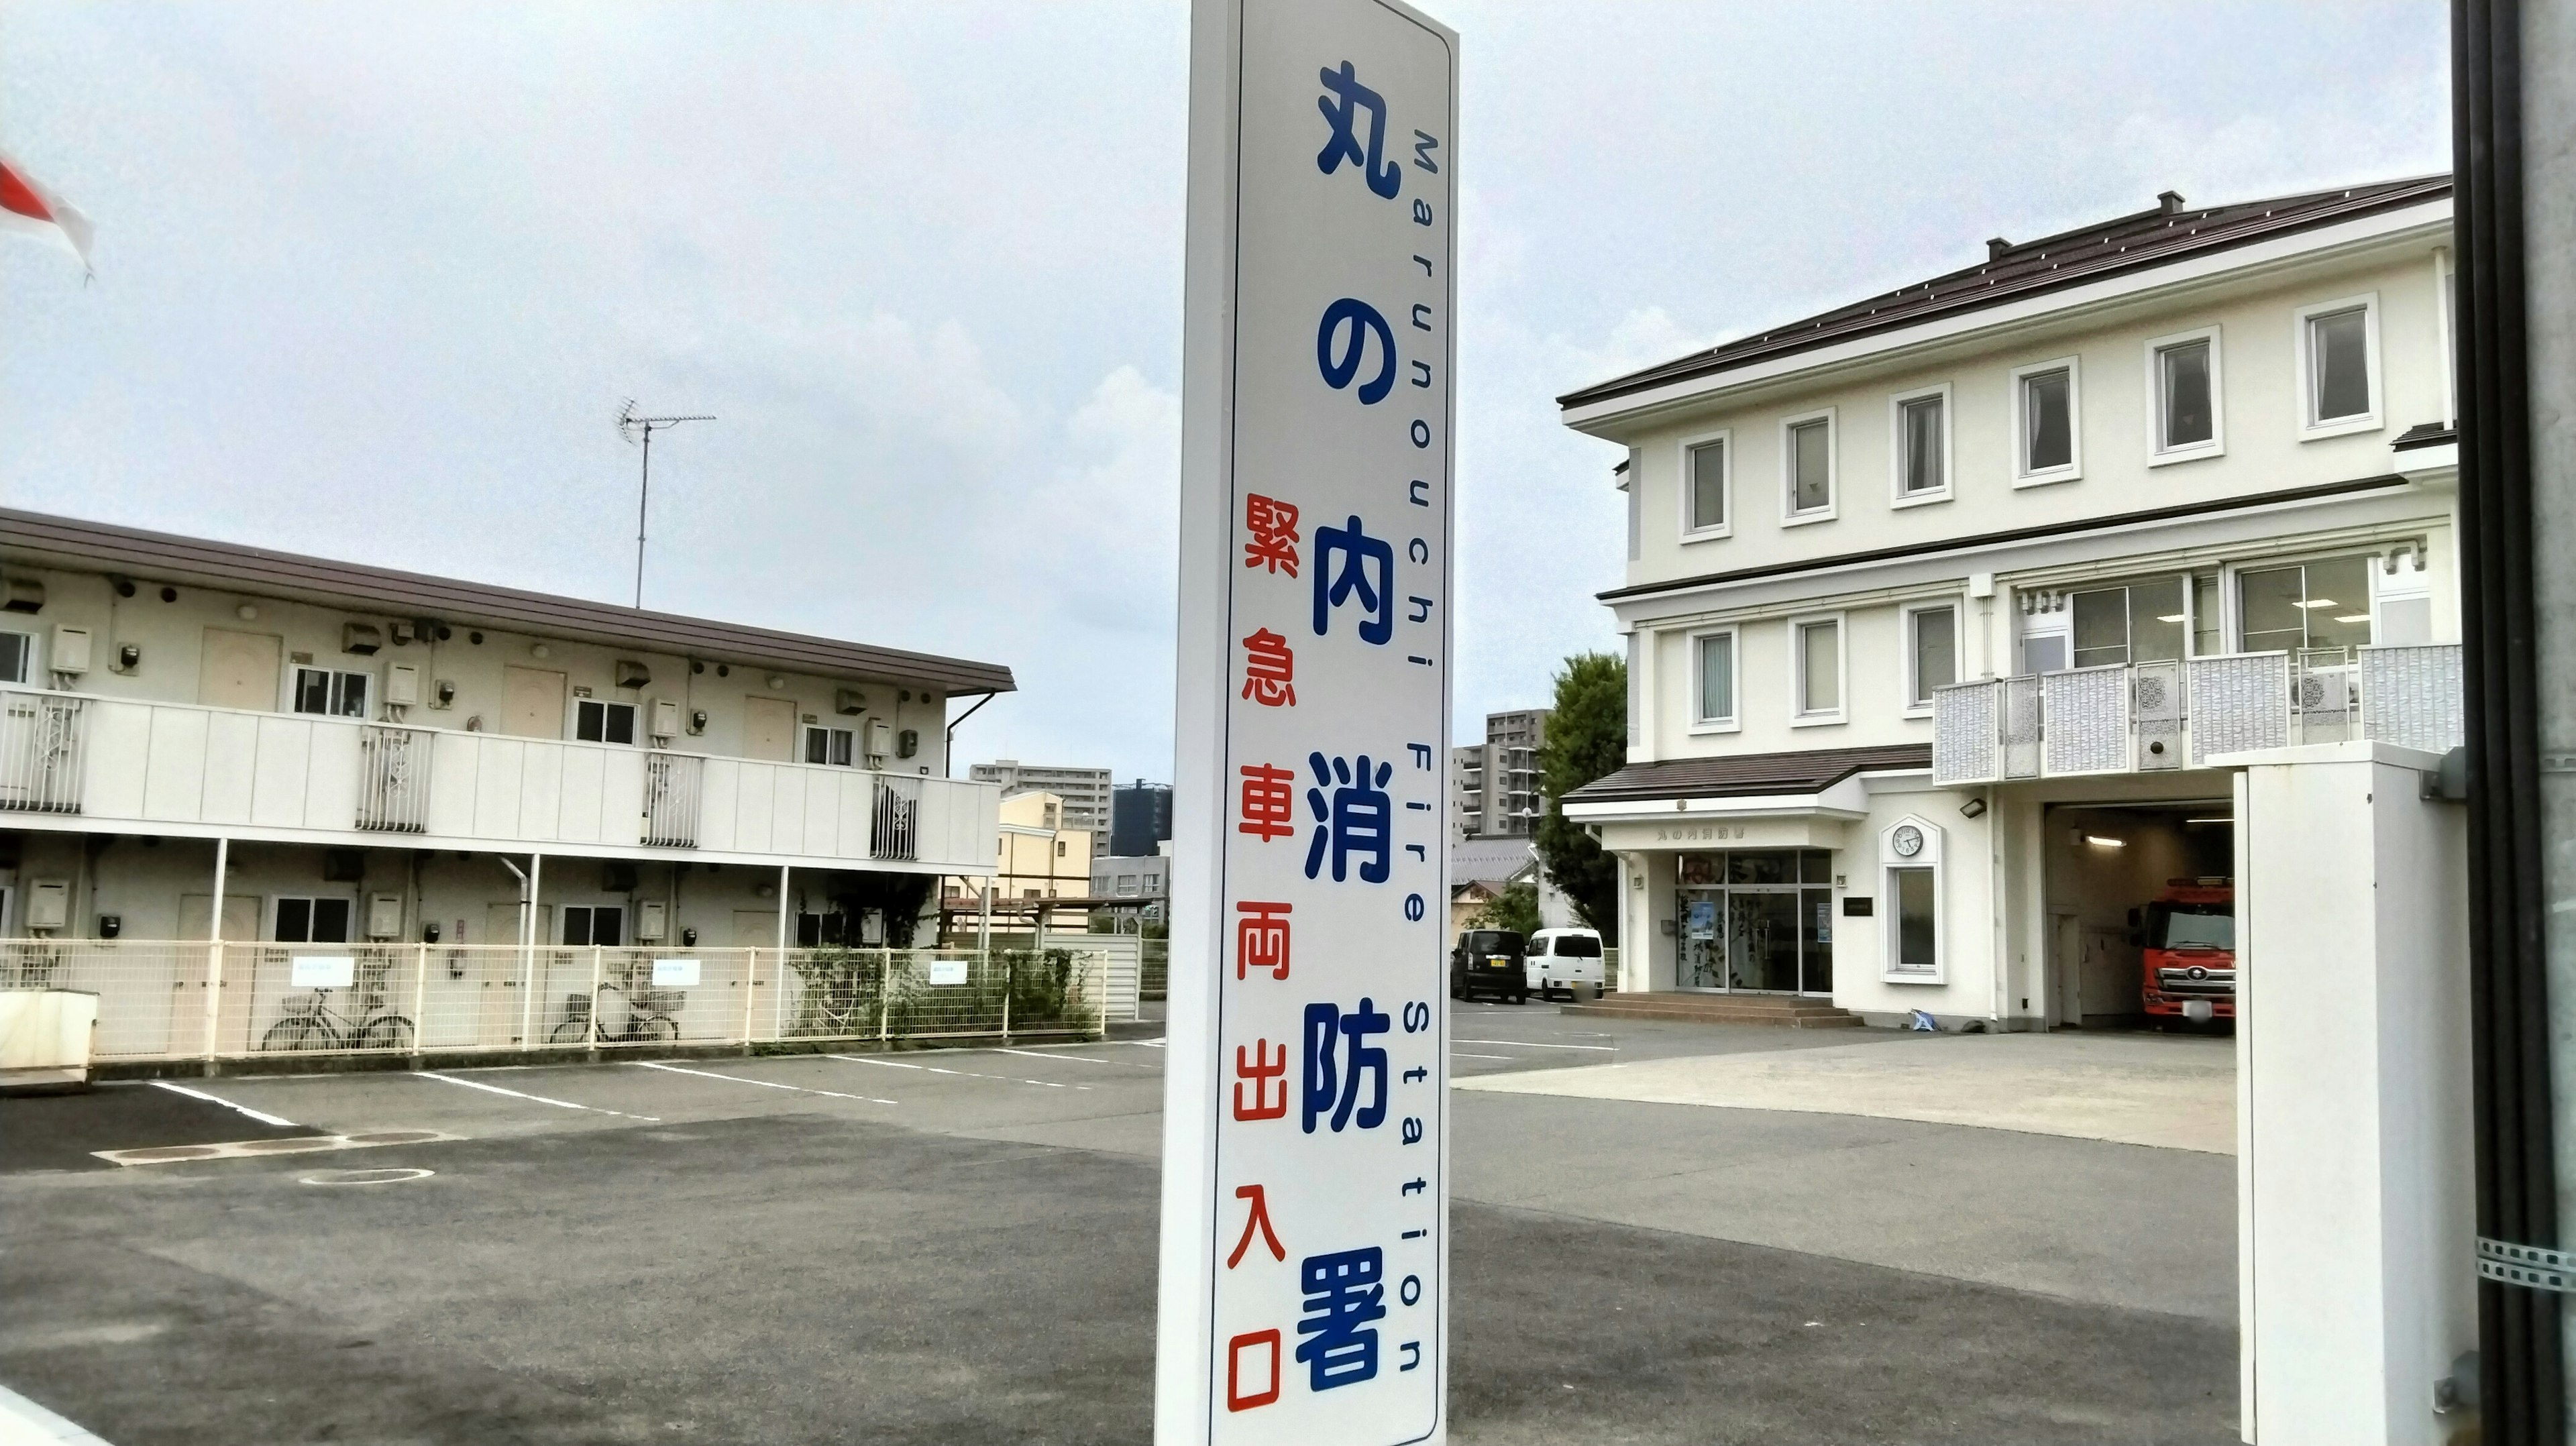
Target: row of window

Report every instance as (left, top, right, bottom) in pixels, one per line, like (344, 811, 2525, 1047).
(1685, 548, 2428, 728)
(1674, 295, 2385, 538)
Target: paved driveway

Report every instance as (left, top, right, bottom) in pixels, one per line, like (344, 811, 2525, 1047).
(0, 1011, 2239, 1445)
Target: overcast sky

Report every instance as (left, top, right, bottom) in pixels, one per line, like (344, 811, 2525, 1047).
(0, 2, 2448, 781)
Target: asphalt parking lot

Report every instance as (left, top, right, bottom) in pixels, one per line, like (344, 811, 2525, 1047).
(0, 1005, 2238, 1445)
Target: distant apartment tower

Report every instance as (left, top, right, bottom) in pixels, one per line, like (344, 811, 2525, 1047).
(968, 760, 1112, 850)
(1449, 708, 1550, 840)
(1110, 779, 1173, 859)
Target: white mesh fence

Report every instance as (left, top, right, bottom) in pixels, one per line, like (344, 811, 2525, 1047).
(5, 940, 1108, 1063)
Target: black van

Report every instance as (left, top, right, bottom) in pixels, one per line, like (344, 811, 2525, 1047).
(1449, 929, 1529, 1003)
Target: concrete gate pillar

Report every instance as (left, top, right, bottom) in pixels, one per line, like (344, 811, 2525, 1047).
(2232, 740, 2475, 1443)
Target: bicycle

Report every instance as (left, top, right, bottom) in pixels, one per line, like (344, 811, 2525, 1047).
(551, 981, 680, 1045)
(262, 988, 414, 1052)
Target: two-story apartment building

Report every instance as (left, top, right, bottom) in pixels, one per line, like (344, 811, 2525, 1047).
(1556, 177, 2461, 1030)
(0, 507, 1010, 1054)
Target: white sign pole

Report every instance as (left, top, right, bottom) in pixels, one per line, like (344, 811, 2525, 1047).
(1158, 2, 1456, 1443)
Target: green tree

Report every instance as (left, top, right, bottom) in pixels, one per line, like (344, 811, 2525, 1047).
(1469, 879, 1542, 938)
(1534, 651, 1626, 942)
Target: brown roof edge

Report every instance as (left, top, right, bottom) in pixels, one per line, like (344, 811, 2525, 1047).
(1558, 176, 2451, 414)
(0, 507, 1016, 695)
(1565, 743, 1933, 803)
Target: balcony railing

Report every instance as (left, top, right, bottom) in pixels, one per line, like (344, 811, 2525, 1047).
(643, 752, 703, 848)
(356, 724, 433, 832)
(0, 687, 998, 871)
(1932, 643, 2464, 785)
(0, 692, 86, 814)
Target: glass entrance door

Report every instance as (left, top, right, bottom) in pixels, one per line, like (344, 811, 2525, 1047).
(1672, 849, 1837, 996)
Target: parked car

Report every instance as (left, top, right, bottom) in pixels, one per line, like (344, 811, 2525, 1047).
(1449, 929, 1527, 1003)
(1523, 927, 1605, 1000)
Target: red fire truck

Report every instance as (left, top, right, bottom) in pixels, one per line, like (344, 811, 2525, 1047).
(2139, 879, 2236, 1023)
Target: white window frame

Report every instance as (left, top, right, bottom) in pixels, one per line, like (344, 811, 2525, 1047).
(1879, 816, 1944, 983)
(1900, 600, 1962, 718)
(1677, 428, 1733, 541)
(2008, 355, 2084, 486)
(1788, 611, 1847, 727)
(1686, 625, 1741, 734)
(1779, 407, 1838, 526)
(290, 665, 372, 719)
(803, 723, 857, 767)
(573, 697, 639, 746)
(0, 630, 34, 685)
(2145, 325, 2225, 465)
(1887, 383, 1953, 509)
(2292, 292, 2383, 440)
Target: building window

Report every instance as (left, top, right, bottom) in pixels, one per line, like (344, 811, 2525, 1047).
(563, 905, 625, 947)
(2190, 573, 2224, 657)
(1782, 410, 1835, 522)
(274, 897, 352, 944)
(0, 632, 30, 685)
(1682, 432, 1730, 537)
(2069, 577, 2188, 669)
(1055, 839, 1068, 858)
(2238, 555, 2375, 654)
(575, 698, 637, 745)
(1692, 629, 1737, 728)
(2149, 328, 2222, 461)
(1890, 386, 1950, 504)
(1890, 867, 1938, 972)
(1117, 875, 1139, 895)
(1880, 818, 1942, 979)
(2011, 358, 2080, 484)
(804, 725, 856, 767)
(292, 667, 370, 718)
(1792, 616, 1843, 723)
(2296, 294, 2381, 435)
(1906, 604, 1957, 710)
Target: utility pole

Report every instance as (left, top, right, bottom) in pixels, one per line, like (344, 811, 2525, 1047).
(616, 402, 716, 610)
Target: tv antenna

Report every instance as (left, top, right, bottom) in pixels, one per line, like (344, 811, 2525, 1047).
(616, 401, 716, 610)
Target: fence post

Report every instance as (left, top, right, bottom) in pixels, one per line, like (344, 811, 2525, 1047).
(1000, 949, 1012, 1043)
(740, 947, 759, 1048)
(878, 950, 891, 1043)
(586, 945, 604, 1055)
(411, 942, 429, 1060)
(774, 948, 788, 1040)
(1097, 950, 1108, 1041)
(201, 835, 229, 1068)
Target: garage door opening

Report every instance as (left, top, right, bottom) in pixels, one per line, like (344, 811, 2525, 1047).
(2042, 801, 2234, 1031)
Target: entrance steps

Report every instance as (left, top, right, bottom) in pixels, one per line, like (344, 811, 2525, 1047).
(1560, 993, 1863, 1029)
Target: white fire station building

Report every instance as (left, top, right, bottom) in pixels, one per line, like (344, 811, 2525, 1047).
(1557, 176, 2462, 1030)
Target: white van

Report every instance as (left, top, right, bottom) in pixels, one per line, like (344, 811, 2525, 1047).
(1523, 928, 1606, 999)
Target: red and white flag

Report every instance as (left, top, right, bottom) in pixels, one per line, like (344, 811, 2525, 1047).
(0, 148, 95, 272)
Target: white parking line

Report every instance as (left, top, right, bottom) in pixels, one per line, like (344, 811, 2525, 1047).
(993, 1047, 1155, 1069)
(635, 1060, 896, 1105)
(826, 1054, 1088, 1091)
(418, 1071, 661, 1122)
(0, 1380, 117, 1444)
(1452, 1038, 1619, 1051)
(1450, 1052, 1511, 1061)
(147, 1080, 297, 1129)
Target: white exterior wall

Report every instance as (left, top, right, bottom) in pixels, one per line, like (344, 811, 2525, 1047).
(5, 563, 959, 777)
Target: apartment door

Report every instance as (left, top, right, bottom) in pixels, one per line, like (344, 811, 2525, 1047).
(735, 908, 783, 947)
(743, 696, 798, 761)
(198, 628, 282, 710)
(502, 667, 567, 738)
(168, 893, 260, 1056)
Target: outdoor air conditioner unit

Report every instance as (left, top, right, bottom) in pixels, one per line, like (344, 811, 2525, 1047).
(342, 622, 384, 656)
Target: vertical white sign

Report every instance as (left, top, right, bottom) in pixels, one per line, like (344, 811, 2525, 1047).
(1159, 2, 1455, 1445)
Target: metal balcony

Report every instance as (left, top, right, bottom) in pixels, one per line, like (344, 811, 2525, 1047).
(1931, 643, 2463, 785)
